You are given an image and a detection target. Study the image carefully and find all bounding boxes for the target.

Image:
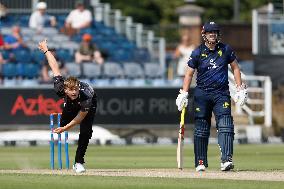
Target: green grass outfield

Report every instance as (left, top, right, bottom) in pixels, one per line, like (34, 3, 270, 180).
(0, 144, 283, 189)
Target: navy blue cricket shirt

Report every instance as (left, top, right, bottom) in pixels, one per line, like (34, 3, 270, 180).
(187, 43, 237, 92)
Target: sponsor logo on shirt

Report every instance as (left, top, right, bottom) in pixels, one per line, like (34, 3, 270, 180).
(208, 59, 218, 69)
(223, 102, 230, 108)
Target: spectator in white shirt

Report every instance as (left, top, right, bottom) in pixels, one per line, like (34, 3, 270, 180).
(29, 2, 56, 33)
(62, 1, 92, 36)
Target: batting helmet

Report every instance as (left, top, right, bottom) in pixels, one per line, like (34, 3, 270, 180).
(202, 21, 221, 44)
(202, 22, 220, 33)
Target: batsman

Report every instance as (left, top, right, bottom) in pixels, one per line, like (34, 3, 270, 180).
(176, 22, 247, 172)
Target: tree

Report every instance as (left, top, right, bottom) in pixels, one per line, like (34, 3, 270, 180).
(100, 0, 270, 25)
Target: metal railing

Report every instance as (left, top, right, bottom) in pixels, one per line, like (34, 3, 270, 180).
(1, 0, 92, 14)
(228, 71, 272, 127)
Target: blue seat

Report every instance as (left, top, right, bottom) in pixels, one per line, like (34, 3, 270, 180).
(92, 21, 105, 30)
(2, 63, 18, 78)
(32, 50, 45, 64)
(111, 49, 132, 62)
(82, 63, 102, 79)
(1, 50, 10, 59)
(56, 15, 67, 23)
(19, 15, 30, 26)
(1, 15, 14, 26)
(97, 41, 116, 52)
(144, 63, 163, 79)
(103, 62, 124, 79)
(55, 15, 66, 29)
(119, 41, 136, 50)
(123, 62, 144, 79)
(79, 28, 95, 35)
(16, 62, 25, 77)
(92, 35, 104, 44)
(100, 28, 116, 37)
(60, 42, 79, 53)
(65, 63, 81, 77)
(71, 34, 83, 42)
(133, 48, 151, 63)
(22, 63, 39, 79)
(56, 49, 73, 62)
(14, 49, 32, 63)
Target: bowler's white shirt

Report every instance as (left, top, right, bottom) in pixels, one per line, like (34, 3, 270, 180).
(66, 9, 92, 29)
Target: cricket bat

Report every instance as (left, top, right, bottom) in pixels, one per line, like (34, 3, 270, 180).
(177, 107, 186, 170)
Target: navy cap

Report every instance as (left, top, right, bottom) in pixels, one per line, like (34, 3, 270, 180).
(203, 22, 220, 32)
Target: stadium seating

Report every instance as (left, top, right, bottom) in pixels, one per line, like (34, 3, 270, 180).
(82, 63, 102, 79)
(65, 63, 81, 77)
(45, 41, 61, 50)
(2, 63, 18, 78)
(123, 62, 144, 79)
(51, 35, 70, 43)
(14, 49, 32, 63)
(60, 42, 79, 52)
(144, 63, 163, 79)
(0, 13, 163, 86)
(21, 27, 36, 36)
(41, 28, 59, 36)
(111, 49, 132, 62)
(1, 27, 12, 35)
(56, 49, 73, 62)
(103, 62, 124, 79)
(133, 48, 151, 63)
(21, 63, 40, 79)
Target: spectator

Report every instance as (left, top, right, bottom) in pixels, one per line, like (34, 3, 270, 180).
(0, 52, 5, 64)
(4, 26, 27, 50)
(41, 48, 67, 83)
(62, 1, 92, 36)
(0, 3, 7, 19)
(75, 34, 104, 64)
(0, 52, 6, 84)
(29, 2, 56, 32)
(0, 33, 5, 50)
(174, 31, 195, 77)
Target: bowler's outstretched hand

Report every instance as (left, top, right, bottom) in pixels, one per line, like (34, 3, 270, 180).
(53, 127, 65, 134)
(38, 39, 48, 53)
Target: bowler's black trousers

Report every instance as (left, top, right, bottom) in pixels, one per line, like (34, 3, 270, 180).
(60, 101, 97, 164)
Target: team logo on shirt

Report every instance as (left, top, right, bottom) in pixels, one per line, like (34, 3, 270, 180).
(223, 102, 230, 108)
(208, 59, 218, 69)
(218, 50, 222, 57)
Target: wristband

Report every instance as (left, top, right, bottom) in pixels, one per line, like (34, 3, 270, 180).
(44, 50, 48, 54)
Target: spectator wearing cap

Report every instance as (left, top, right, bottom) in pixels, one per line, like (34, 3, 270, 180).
(4, 26, 27, 50)
(75, 34, 104, 64)
(29, 2, 56, 32)
(62, 1, 92, 36)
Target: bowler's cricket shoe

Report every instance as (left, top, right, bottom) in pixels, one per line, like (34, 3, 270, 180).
(195, 160, 206, 172)
(73, 163, 86, 173)
(221, 161, 234, 171)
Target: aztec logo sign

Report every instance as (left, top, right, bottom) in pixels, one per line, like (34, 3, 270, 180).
(11, 95, 64, 116)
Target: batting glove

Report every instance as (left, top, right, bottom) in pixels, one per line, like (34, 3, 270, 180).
(234, 84, 248, 106)
(176, 89, 188, 111)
